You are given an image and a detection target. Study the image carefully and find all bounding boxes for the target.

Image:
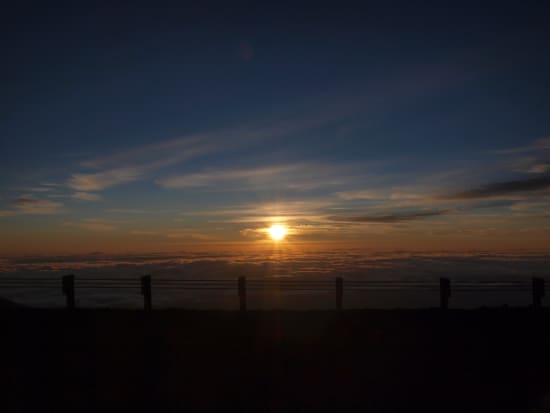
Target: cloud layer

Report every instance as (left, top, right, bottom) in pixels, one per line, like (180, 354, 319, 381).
(441, 175, 550, 200)
(327, 209, 451, 223)
(0, 250, 546, 309)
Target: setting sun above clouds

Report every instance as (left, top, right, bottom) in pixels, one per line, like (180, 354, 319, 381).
(268, 224, 287, 241)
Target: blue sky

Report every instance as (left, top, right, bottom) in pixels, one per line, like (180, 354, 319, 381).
(2, 2, 550, 254)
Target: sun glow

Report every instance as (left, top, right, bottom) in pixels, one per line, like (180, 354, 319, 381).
(268, 224, 287, 241)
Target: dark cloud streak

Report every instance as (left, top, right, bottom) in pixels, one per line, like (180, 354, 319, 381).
(327, 210, 450, 223)
(441, 175, 550, 200)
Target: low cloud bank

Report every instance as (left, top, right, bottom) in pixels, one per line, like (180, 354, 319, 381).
(1, 250, 548, 309)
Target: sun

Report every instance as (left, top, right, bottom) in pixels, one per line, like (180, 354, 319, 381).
(268, 224, 287, 241)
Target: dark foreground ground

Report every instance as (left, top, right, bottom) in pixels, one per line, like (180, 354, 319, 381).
(1, 308, 550, 412)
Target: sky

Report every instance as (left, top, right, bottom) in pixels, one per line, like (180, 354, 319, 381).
(2, 1, 550, 256)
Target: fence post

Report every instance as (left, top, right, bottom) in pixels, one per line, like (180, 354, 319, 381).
(141, 275, 152, 311)
(238, 276, 247, 311)
(62, 274, 75, 310)
(440, 278, 451, 310)
(532, 277, 545, 309)
(335, 277, 344, 310)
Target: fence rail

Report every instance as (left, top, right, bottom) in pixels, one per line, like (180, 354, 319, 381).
(0, 275, 546, 310)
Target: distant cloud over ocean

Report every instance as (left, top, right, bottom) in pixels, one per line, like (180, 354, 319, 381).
(1, 249, 548, 309)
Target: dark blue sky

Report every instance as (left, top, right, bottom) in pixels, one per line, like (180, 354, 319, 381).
(2, 2, 550, 254)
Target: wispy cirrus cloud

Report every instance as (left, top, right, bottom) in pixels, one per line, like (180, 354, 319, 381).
(68, 167, 144, 191)
(15, 92, 417, 206)
(157, 161, 364, 192)
(164, 230, 218, 241)
(495, 136, 550, 154)
(179, 199, 334, 223)
(497, 137, 550, 175)
(509, 201, 550, 212)
(129, 230, 162, 236)
(64, 118, 343, 195)
(502, 156, 550, 175)
(68, 138, 220, 191)
(63, 218, 120, 232)
(64, 132, 239, 193)
(107, 208, 155, 214)
(72, 192, 102, 201)
(157, 164, 304, 189)
(335, 190, 383, 200)
(129, 229, 217, 241)
(0, 198, 65, 216)
(335, 190, 426, 201)
(525, 163, 550, 174)
(16, 186, 52, 193)
(79, 135, 207, 169)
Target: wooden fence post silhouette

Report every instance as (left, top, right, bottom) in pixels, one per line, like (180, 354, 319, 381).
(336, 277, 343, 310)
(238, 276, 247, 311)
(440, 278, 451, 310)
(62, 274, 75, 309)
(532, 277, 545, 309)
(141, 275, 152, 311)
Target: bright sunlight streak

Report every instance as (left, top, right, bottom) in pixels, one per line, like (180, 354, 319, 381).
(268, 224, 287, 241)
